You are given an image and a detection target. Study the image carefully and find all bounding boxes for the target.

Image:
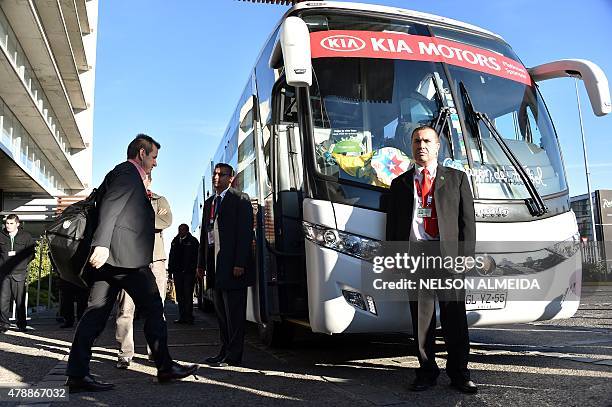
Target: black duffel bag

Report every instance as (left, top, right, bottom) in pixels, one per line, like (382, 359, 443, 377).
(46, 189, 98, 289)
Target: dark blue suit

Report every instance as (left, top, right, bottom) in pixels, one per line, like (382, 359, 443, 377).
(198, 188, 254, 362)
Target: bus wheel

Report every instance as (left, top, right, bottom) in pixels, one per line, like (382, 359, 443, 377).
(258, 321, 294, 348)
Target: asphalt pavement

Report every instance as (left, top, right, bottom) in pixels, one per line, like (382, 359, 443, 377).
(0, 285, 610, 406)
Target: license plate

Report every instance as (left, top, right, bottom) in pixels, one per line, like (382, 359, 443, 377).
(465, 291, 507, 310)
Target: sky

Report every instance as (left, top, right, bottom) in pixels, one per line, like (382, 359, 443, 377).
(93, 0, 612, 249)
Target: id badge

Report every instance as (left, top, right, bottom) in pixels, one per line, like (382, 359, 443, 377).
(8, 251, 16, 257)
(417, 207, 432, 218)
(207, 230, 214, 245)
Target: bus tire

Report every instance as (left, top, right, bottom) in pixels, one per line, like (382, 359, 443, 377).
(258, 321, 294, 348)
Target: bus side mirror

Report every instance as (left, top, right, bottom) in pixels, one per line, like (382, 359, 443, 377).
(528, 59, 611, 117)
(270, 16, 312, 88)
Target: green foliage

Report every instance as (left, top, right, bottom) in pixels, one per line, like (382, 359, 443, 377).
(582, 260, 608, 282)
(27, 239, 51, 285)
(26, 239, 58, 308)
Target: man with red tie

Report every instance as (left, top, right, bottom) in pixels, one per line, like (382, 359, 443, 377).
(386, 125, 477, 394)
(197, 163, 254, 367)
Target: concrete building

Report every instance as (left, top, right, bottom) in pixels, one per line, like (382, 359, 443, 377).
(0, 0, 98, 237)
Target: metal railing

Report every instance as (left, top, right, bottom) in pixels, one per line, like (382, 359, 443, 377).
(27, 238, 57, 314)
(581, 241, 609, 282)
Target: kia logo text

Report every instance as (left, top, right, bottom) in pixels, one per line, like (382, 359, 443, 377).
(320, 35, 366, 52)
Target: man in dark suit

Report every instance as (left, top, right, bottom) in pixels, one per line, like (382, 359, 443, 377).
(386, 125, 477, 394)
(0, 214, 35, 333)
(65, 134, 198, 393)
(197, 163, 253, 367)
(168, 224, 199, 324)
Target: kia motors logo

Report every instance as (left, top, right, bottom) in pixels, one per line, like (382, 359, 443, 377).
(320, 35, 366, 52)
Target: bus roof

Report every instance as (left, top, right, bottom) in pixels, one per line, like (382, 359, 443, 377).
(286, 1, 503, 41)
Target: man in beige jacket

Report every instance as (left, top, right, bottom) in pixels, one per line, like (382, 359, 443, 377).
(115, 174, 172, 369)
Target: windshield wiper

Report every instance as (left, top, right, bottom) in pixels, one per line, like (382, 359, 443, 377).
(429, 75, 454, 160)
(458, 82, 485, 162)
(458, 82, 548, 217)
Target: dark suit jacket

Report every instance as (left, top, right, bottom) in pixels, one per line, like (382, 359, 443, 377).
(386, 165, 476, 259)
(91, 161, 154, 269)
(197, 188, 254, 290)
(0, 229, 35, 281)
(168, 233, 199, 277)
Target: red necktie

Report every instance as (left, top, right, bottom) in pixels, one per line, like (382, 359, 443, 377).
(421, 169, 439, 238)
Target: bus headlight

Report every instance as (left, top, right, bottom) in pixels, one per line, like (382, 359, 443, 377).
(303, 221, 381, 261)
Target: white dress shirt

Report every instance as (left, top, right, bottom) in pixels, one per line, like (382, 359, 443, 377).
(214, 186, 230, 205)
(410, 162, 438, 242)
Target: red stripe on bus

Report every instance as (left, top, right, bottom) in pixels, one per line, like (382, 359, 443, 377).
(310, 30, 532, 86)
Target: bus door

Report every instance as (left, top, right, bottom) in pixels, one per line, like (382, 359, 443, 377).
(260, 80, 308, 343)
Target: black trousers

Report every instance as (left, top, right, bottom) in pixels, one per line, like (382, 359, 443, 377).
(0, 274, 27, 329)
(174, 272, 195, 322)
(59, 280, 89, 325)
(66, 264, 173, 377)
(409, 288, 470, 383)
(213, 287, 247, 362)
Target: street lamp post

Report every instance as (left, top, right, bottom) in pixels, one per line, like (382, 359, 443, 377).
(575, 78, 599, 260)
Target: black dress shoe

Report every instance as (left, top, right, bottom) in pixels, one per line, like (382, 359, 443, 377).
(157, 362, 199, 383)
(173, 319, 186, 324)
(66, 375, 115, 393)
(450, 380, 478, 394)
(410, 377, 437, 391)
(60, 322, 74, 329)
(213, 358, 242, 368)
(204, 354, 225, 365)
(17, 326, 28, 332)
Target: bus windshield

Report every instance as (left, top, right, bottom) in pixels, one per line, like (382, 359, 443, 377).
(305, 13, 567, 201)
(432, 26, 567, 200)
(311, 57, 464, 188)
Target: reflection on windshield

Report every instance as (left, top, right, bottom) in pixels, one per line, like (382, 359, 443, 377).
(307, 22, 567, 202)
(311, 58, 463, 188)
(449, 65, 567, 199)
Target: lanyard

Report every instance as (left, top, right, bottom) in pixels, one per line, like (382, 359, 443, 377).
(10, 234, 14, 251)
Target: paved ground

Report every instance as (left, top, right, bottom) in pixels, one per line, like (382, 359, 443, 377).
(0, 285, 610, 406)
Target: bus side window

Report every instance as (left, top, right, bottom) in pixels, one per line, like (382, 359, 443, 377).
(263, 126, 272, 193)
(278, 86, 298, 124)
(271, 82, 303, 191)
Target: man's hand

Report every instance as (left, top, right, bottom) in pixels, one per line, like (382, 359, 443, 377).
(89, 246, 110, 269)
(157, 208, 168, 216)
(196, 266, 205, 279)
(233, 266, 244, 278)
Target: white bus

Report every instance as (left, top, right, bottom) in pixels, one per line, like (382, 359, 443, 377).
(192, 1, 610, 345)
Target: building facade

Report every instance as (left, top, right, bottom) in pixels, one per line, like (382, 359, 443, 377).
(0, 0, 98, 237)
(570, 189, 612, 272)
